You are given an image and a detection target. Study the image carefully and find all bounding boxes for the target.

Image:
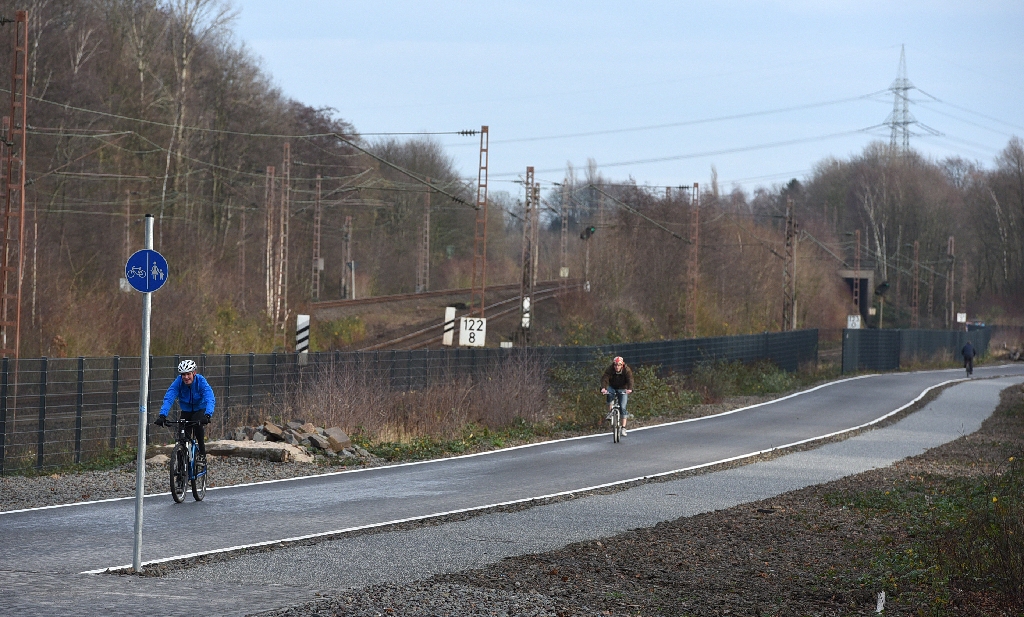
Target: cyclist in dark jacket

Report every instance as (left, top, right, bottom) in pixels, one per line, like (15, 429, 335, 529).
(601, 356, 634, 436)
(155, 359, 216, 459)
(962, 341, 976, 377)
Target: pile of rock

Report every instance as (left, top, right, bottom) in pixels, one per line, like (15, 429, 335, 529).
(224, 420, 374, 460)
(148, 420, 375, 465)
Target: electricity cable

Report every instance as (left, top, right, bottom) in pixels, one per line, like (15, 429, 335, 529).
(488, 91, 890, 145)
(494, 126, 887, 177)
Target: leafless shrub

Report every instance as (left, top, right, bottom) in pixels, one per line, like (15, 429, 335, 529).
(468, 349, 550, 427)
(278, 350, 551, 443)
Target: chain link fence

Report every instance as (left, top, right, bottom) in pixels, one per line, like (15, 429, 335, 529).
(841, 327, 992, 373)
(0, 329, 818, 474)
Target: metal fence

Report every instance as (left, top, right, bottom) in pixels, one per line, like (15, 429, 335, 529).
(0, 329, 818, 474)
(841, 327, 992, 374)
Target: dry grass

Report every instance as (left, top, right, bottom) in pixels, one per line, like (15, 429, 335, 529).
(283, 350, 549, 443)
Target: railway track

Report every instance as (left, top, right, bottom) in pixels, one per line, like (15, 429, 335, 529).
(311, 281, 533, 311)
(357, 282, 581, 351)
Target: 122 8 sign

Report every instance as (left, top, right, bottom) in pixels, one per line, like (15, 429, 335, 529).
(458, 317, 486, 347)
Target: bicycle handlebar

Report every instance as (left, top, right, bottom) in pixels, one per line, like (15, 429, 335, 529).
(161, 418, 203, 426)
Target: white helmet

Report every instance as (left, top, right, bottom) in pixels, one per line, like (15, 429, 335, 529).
(177, 359, 197, 374)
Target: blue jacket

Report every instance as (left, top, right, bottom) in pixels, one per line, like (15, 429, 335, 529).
(159, 374, 216, 417)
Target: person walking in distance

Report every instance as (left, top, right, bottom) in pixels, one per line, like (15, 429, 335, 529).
(601, 356, 634, 436)
(155, 359, 216, 464)
(961, 340, 976, 377)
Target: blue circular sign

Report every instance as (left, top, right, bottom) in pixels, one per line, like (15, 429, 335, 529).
(125, 249, 169, 293)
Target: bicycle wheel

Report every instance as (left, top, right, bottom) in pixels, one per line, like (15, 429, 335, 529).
(190, 442, 207, 502)
(169, 445, 187, 503)
(612, 406, 621, 443)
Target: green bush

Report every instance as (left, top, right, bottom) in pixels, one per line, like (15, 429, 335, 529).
(548, 354, 700, 428)
(687, 359, 797, 402)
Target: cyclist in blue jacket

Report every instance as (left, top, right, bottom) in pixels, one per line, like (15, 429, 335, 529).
(155, 359, 216, 463)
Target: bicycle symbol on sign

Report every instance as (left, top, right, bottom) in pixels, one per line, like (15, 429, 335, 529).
(127, 266, 146, 279)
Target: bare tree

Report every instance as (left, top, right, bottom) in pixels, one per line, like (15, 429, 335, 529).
(159, 0, 237, 236)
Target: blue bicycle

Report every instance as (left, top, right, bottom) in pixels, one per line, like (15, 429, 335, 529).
(166, 419, 207, 502)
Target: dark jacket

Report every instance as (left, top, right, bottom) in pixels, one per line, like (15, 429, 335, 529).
(962, 342, 976, 360)
(602, 363, 634, 390)
(159, 374, 216, 417)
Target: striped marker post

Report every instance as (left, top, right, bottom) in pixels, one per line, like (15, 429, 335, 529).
(442, 307, 456, 346)
(296, 314, 310, 365)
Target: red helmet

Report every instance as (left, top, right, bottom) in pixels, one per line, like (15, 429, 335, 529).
(613, 356, 624, 365)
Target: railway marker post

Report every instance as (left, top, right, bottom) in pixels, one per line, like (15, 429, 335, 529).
(459, 316, 486, 347)
(296, 314, 310, 365)
(442, 307, 456, 346)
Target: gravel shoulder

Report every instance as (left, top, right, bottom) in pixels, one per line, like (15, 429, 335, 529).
(244, 380, 1024, 617)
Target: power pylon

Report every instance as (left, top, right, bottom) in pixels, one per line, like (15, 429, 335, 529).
(559, 179, 568, 289)
(927, 267, 934, 326)
(885, 45, 940, 154)
(0, 11, 28, 358)
(531, 182, 540, 288)
(470, 126, 489, 317)
(311, 175, 322, 300)
(886, 45, 914, 153)
(239, 199, 247, 310)
(123, 191, 132, 265)
(416, 177, 430, 293)
(341, 216, 352, 299)
(782, 197, 796, 331)
(264, 166, 276, 320)
(944, 235, 955, 329)
(852, 229, 861, 318)
(686, 183, 699, 337)
(911, 240, 920, 328)
(519, 167, 536, 343)
(960, 260, 967, 323)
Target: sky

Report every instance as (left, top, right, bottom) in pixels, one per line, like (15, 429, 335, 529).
(231, 1, 1024, 198)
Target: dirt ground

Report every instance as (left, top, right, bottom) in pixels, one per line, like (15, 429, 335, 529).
(426, 385, 1024, 616)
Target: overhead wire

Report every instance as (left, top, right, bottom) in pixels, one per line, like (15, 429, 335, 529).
(588, 184, 685, 242)
(915, 88, 1024, 133)
(493, 125, 887, 177)
(3, 86, 474, 140)
(329, 132, 474, 209)
(485, 91, 890, 145)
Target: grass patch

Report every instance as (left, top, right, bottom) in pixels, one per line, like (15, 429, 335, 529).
(823, 393, 1024, 612)
(353, 421, 544, 462)
(3, 446, 140, 477)
(685, 358, 828, 403)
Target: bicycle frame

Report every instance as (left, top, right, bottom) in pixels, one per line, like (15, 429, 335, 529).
(165, 419, 208, 502)
(169, 420, 205, 480)
(604, 392, 623, 444)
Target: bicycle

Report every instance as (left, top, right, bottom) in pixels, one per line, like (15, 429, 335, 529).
(607, 397, 623, 443)
(165, 419, 208, 502)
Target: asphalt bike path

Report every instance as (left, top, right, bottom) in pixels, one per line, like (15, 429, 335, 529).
(3, 365, 1021, 575)
(167, 372, 1023, 593)
(1, 365, 1022, 616)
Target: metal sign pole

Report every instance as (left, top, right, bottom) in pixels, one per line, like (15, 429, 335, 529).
(132, 214, 155, 573)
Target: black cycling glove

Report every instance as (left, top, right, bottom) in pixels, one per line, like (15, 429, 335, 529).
(154, 416, 166, 426)
(201, 414, 211, 425)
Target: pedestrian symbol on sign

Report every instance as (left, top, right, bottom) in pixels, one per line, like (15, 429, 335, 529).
(125, 249, 169, 293)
